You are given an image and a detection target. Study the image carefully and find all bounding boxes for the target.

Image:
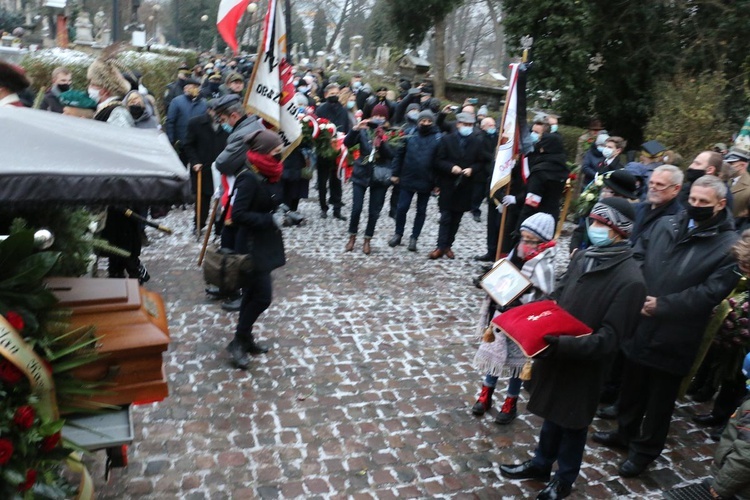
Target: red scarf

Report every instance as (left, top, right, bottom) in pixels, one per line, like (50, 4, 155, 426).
(246, 151, 283, 183)
(523, 240, 556, 262)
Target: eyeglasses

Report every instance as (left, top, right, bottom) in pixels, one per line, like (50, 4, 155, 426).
(648, 182, 677, 192)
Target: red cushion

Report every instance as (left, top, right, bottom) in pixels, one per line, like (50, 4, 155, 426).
(491, 300, 592, 357)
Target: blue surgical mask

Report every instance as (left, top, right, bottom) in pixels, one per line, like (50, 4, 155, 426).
(346, 101, 355, 109)
(601, 146, 614, 158)
(550, 124, 558, 133)
(221, 123, 233, 133)
(458, 126, 473, 137)
(587, 223, 614, 247)
(371, 117, 385, 126)
(298, 86, 309, 93)
(529, 131, 540, 143)
(486, 127, 497, 135)
(406, 110, 419, 121)
(597, 145, 605, 153)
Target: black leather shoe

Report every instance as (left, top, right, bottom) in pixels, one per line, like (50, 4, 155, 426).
(537, 479, 572, 499)
(692, 413, 727, 427)
(388, 234, 402, 247)
(333, 212, 347, 221)
(596, 404, 618, 420)
(710, 424, 726, 442)
(221, 297, 242, 312)
(473, 253, 494, 262)
(591, 431, 628, 449)
(227, 340, 250, 370)
(246, 342, 270, 355)
(499, 460, 550, 481)
(618, 459, 648, 478)
(320, 210, 328, 219)
(407, 237, 418, 252)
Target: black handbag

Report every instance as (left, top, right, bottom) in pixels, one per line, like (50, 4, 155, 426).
(202, 247, 253, 293)
(372, 164, 392, 186)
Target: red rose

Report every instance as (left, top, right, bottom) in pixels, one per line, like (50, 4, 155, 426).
(0, 438, 13, 465)
(4, 311, 24, 332)
(40, 431, 61, 452)
(18, 469, 37, 492)
(13, 405, 35, 430)
(0, 358, 23, 385)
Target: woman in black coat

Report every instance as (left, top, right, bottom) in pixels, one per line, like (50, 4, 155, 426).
(226, 129, 287, 370)
(499, 198, 647, 499)
(281, 146, 311, 212)
(343, 104, 395, 255)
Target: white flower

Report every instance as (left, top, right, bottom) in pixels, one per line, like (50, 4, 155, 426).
(584, 193, 596, 201)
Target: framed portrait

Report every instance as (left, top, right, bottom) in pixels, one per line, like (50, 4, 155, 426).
(480, 259, 533, 307)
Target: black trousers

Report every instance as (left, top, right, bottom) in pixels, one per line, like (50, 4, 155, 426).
(437, 209, 464, 250)
(317, 157, 342, 214)
(617, 358, 683, 463)
(235, 271, 272, 347)
(713, 370, 749, 420)
(531, 419, 588, 487)
(389, 183, 400, 216)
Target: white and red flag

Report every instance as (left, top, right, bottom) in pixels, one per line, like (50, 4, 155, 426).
(244, 0, 301, 158)
(217, 0, 251, 54)
(490, 62, 522, 199)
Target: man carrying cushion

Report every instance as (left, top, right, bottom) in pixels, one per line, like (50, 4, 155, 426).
(499, 197, 647, 499)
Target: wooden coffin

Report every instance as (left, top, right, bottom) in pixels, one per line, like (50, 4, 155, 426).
(46, 277, 170, 407)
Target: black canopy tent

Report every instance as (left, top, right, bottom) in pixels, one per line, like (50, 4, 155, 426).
(0, 107, 190, 207)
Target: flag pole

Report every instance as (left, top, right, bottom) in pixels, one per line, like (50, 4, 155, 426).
(494, 47, 529, 261)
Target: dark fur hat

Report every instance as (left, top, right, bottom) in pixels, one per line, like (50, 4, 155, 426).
(0, 61, 30, 93)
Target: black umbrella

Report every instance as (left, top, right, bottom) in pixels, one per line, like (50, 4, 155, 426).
(0, 107, 190, 207)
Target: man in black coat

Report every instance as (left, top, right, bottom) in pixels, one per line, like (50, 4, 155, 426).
(183, 102, 229, 229)
(500, 197, 647, 499)
(429, 112, 483, 259)
(593, 175, 740, 478)
(39, 66, 72, 113)
(513, 117, 568, 240)
(314, 83, 351, 220)
(629, 165, 683, 246)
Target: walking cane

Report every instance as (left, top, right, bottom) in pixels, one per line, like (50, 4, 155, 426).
(198, 197, 220, 267)
(196, 170, 203, 241)
(555, 178, 574, 239)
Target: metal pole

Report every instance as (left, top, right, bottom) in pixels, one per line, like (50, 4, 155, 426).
(112, 0, 120, 41)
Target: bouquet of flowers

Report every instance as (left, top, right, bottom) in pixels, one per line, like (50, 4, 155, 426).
(714, 290, 750, 349)
(314, 118, 340, 161)
(571, 173, 605, 218)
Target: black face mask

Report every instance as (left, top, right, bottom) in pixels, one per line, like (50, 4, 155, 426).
(687, 204, 716, 222)
(128, 105, 145, 120)
(326, 96, 340, 104)
(418, 124, 432, 135)
(56, 83, 70, 92)
(272, 153, 283, 161)
(685, 168, 705, 183)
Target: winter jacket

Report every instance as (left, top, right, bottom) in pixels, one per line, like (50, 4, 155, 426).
(527, 244, 647, 429)
(434, 130, 484, 212)
(476, 130, 499, 186)
(392, 125, 441, 193)
(315, 101, 352, 134)
(344, 127, 396, 188)
(183, 113, 229, 196)
(527, 133, 568, 181)
(215, 114, 264, 176)
(630, 197, 683, 246)
(710, 396, 750, 500)
(39, 88, 63, 113)
(165, 94, 207, 144)
(581, 144, 604, 185)
(231, 169, 286, 274)
(625, 209, 740, 375)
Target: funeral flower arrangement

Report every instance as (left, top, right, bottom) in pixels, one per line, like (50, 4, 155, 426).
(572, 173, 605, 218)
(0, 231, 99, 498)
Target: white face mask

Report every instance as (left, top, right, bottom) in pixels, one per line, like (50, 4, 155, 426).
(88, 86, 101, 103)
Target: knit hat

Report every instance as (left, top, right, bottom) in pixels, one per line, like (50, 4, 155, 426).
(477, 105, 489, 117)
(0, 61, 30, 93)
(589, 198, 635, 237)
(244, 129, 283, 154)
(58, 89, 97, 110)
(603, 170, 638, 199)
(406, 103, 420, 113)
(417, 109, 435, 123)
(225, 72, 243, 84)
(372, 103, 390, 119)
(519, 213, 555, 242)
(86, 46, 131, 96)
(455, 112, 476, 124)
(595, 132, 610, 146)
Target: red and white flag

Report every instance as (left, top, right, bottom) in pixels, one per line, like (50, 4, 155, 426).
(490, 63, 521, 199)
(244, 0, 301, 158)
(217, 0, 251, 54)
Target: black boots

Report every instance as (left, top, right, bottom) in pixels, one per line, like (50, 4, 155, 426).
(472, 385, 495, 415)
(227, 340, 250, 369)
(388, 234, 402, 247)
(408, 237, 418, 252)
(494, 396, 518, 424)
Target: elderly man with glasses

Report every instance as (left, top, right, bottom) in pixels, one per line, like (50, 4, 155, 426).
(629, 165, 684, 245)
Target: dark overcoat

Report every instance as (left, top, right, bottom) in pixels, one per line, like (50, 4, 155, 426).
(526, 245, 647, 429)
(624, 209, 739, 375)
(433, 130, 484, 212)
(231, 169, 286, 274)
